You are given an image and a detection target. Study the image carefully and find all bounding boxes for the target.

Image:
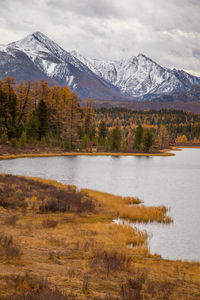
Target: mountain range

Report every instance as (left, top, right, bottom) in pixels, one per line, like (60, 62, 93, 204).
(0, 32, 200, 101)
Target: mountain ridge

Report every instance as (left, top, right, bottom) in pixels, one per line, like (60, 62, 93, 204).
(71, 50, 200, 99)
(0, 31, 200, 101)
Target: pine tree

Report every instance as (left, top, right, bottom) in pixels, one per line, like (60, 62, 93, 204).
(110, 127, 121, 151)
(0, 78, 18, 139)
(98, 120, 107, 144)
(37, 100, 48, 139)
(26, 113, 39, 141)
(133, 125, 143, 151)
(142, 130, 153, 152)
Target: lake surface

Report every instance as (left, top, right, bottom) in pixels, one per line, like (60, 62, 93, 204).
(0, 148, 199, 261)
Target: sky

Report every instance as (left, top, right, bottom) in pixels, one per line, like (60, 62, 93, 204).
(0, 0, 200, 75)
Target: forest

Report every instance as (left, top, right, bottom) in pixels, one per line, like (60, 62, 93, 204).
(0, 77, 200, 154)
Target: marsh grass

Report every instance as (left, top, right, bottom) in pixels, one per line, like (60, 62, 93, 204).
(0, 174, 199, 299)
(81, 189, 172, 223)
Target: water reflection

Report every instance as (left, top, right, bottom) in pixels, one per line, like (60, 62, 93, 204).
(0, 148, 199, 261)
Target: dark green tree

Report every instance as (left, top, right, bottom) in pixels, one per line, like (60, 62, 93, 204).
(89, 125, 96, 141)
(110, 127, 121, 151)
(26, 113, 39, 141)
(0, 87, 18, 139)
(142, 130, 153, 152)
(37, 100, 48, 139)
(98, 120, 107, 144)
(133, 125, 143, 151)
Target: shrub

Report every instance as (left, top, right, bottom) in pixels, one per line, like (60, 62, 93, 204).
(5, 244, 22, 258)
(39, 191, 95, 213)
(19, 131, 27, 147)
(0, 174, 95, 213)
(120, 271, 147, 300)
(4, 215, 19, 226)
(61, 139, 71, 152)
(7, 272, 77, 299)
(10, 138, 17, 147)
(90, 249, 131, 275)
(0, 234, 22, 258)
(1, 132, 7, 144)
(42, 219, 58, 228)
(9, 288, 75, 299)
(41, 136, 47, 145)
(82, 276, 90, 294)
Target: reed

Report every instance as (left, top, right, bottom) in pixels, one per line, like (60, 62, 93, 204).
(81, 189, 172, 223)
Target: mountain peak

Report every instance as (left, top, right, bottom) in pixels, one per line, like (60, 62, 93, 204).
(9, 31, 62, 52)
(137, 53, 147, 58)
(32, 31, 46, 38)
(1, 31, 200, 101)
(136, 53, 154, 63)
(8, 31, 49, 51)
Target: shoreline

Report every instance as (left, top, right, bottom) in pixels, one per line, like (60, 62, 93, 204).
(1, 144, 200, 161)
(0, 150, 175, 160)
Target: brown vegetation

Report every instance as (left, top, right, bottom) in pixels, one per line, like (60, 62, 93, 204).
(0, 174, 199, 299)
(81, 189, 172, 223)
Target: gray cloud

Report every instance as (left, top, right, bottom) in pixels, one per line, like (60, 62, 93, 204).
(0, 0, 200, 75)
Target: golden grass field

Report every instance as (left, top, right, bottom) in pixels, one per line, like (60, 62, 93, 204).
(0, 174, 199, 299)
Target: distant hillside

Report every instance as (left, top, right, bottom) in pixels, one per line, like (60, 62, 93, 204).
(90, 98, 200, 114)
(153, 84, 200, 103)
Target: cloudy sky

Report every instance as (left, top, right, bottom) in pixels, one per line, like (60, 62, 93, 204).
(1, 0, 200, 75)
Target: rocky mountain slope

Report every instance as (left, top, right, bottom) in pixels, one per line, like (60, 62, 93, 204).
(71, 51, 200, 100)
(0, 32, 200, 100)
(0, 32, 124, 100)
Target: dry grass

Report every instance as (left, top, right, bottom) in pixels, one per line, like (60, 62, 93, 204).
(0, 174, 199, 299)
(0, 151, 175, 161)
(0, 174, 95, 213)
(81, 189, 172, 223)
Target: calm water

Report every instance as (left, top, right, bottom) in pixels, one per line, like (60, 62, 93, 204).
(0, 149, 199, 261)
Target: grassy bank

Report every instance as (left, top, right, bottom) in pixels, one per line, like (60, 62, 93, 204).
(0, 174, 199, 299)
(0, 150, 175, 161)
(82, 189, 172, 223)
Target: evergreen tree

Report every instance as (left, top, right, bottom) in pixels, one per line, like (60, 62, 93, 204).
(0, 84, 18, 139)
(110, 127, 121, 151)
(98, 120, 107, 144)
(133, 125, 143, 151)
(26, 113, 39, 141)
(37, 100, 48, 139)
(142, 130, 153, 152)
(19, 131, 27, 147)
(89, 125, 96, 140)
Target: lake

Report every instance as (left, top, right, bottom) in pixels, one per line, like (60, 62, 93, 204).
(0, 148, 199, 261)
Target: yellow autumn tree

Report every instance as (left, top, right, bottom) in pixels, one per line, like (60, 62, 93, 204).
(177, 135, 187, 143)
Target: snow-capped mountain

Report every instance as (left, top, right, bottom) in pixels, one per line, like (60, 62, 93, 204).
(0, 32, 200, 101)
(71, 51, 200, 99)
(0, 32, 124, 100)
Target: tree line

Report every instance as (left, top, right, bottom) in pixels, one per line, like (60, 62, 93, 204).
(0, 77, 94, 151)
(0, 77, 156, 152)
(95, 107, 200, 144)
(2, 77, 198, 153)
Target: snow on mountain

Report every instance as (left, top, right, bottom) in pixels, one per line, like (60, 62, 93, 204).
(8, 32, 90, 86)
(71, 51, 200, 99)
(0, 32, 123, 100)
(1, 31, 200, 101)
